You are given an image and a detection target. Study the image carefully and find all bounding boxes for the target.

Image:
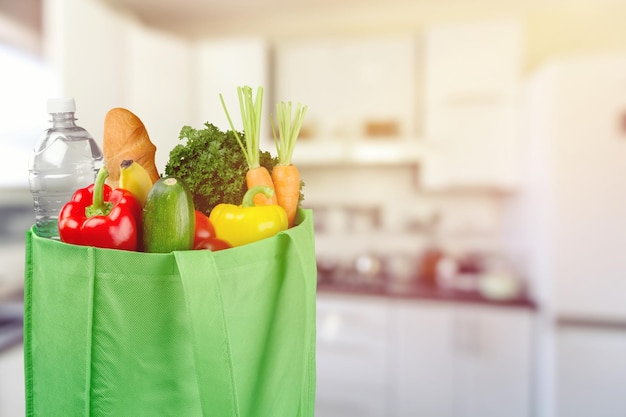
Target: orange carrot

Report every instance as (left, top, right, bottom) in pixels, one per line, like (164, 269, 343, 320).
(271, 101, 308, 227)
(246, 166, 277, 206)
(220, 86, 277, 205)
(271, 164, 300, 227)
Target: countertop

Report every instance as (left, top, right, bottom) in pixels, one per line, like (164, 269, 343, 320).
(317, 280, 537, 309)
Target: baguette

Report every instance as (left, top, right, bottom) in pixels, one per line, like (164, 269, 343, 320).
(103, 108, 160, 188)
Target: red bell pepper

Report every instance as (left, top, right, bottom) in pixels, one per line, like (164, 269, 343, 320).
(58, 167, 142, 251)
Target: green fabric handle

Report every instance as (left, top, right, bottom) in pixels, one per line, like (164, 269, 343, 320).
(174, 250, 240, 417)
(24, 232, 98, 416)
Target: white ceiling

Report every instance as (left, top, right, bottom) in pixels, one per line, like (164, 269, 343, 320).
(94, 0, 624, 41)
(101, 0, 372, 36)
(99, 0, 459, 38)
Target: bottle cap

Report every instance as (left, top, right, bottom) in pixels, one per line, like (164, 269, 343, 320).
(47, 97, 76, 114)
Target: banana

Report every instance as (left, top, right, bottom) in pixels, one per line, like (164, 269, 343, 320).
(119, 160, 154, 207)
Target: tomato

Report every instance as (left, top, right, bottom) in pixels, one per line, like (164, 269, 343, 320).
(193, 210, 216, 249)
(194, 210, 231, 251)
(195, 237, 232, 251)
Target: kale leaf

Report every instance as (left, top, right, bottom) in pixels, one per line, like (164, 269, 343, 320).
(164, 123, 278, 215)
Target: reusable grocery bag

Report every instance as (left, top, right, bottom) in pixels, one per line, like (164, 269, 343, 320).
(23, 209, 317, 417)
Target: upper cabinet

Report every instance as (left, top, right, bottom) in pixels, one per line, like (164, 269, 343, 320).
(421, 19, 524, 190)
(273, 36, 421, 165)
(44, 0, 194, 172)
(193, 38, 270, 136)
(424, 19, 522, 106)
(124, 25, 193, 172)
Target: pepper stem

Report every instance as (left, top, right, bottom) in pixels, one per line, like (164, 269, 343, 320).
(86, 167, 113, 217)
(242, 185, 275, 208)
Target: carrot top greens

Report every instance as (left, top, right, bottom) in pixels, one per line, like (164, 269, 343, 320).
(271, 101, 308, 166)
(220, 86, 264, 170)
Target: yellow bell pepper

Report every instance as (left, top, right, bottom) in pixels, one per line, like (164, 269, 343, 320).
(209, 185, 288, 247)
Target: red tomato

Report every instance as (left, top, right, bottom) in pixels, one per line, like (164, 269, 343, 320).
(194, 210, 216, 248)
(195, 237, 232, 251)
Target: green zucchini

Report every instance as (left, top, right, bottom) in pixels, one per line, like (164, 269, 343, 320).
(143, 177, 195, 253)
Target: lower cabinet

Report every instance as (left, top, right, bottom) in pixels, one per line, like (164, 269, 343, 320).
(316, 293, 390, 417)
(449, 304, 534, 417)
(388, 300, 455, 417)
(316, 293, 535, 417)
(555, 323, 626, 417)
(0, 343, 25, 417)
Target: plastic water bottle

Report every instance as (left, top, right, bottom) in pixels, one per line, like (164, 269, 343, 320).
(28, 98, 103, 239)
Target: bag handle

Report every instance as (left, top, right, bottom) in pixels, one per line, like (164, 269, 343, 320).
(174, 251, 240, 417)
(282, 231, 317, 417)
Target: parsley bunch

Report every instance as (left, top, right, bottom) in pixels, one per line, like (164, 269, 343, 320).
(164, 123, 277, 215)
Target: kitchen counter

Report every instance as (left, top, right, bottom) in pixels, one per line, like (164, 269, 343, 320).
(317, 280, 537, 309)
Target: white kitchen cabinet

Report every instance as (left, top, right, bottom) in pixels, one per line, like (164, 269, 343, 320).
(193, 38, 270, 139)
(46, 2, 270, 174)
(0, 343, 25, 417)
(274, 36, 420, 167)
(44, 0, 194, 172)
(389, 300, 455, 417)
(422, 19, 523, 190)
(389, 300, 534, 417)
(424, 19, 522, 106)
(44, 0, 133, 135)
(275, 36, 417, 139)
(123, 25, 193, 172)
(453, 304, 533, 417)
(555, 323, 626, 417)
(316, 293, 390, 417)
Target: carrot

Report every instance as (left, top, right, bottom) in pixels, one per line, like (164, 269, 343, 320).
(246, 166, 276, 206)
(271, 164, 301, 227)
(271, 101, 308, 227)
(220, 86, 277, 206)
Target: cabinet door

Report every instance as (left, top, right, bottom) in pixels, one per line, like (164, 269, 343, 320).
(424, 19, 522, 105)
(453, 305, 533, 417)
(274, 36, 417, 140)
(422, 99, 521, 189)
(0, 344, 25, 417)
(194, 38, 270, 140)
(125, 25, 193, 171)
(389, 300, 455, 417)
(556, 324, 626, 417)
(316, 293, 389, 417)
(422, 19, 523, 190)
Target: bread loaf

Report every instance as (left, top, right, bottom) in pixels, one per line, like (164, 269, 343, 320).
(103, 108, 160, 188)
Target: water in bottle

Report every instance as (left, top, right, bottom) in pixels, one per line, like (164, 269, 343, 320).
(28, 98, 103, 239)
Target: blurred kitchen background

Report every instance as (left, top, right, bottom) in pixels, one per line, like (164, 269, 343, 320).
(3, 0, 626, 416)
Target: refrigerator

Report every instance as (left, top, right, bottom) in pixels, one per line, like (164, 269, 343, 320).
(506, 53, 626, 417)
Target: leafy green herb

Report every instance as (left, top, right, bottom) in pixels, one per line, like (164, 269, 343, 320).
(164, 123, 277, 215)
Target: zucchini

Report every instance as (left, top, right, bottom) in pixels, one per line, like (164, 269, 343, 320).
(143, 177, 195, 253)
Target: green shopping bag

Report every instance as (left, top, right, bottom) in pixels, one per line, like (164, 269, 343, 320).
(24, 209, 317, 417)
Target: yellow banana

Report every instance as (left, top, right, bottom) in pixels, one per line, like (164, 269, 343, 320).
(119, 160, 154, 207)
